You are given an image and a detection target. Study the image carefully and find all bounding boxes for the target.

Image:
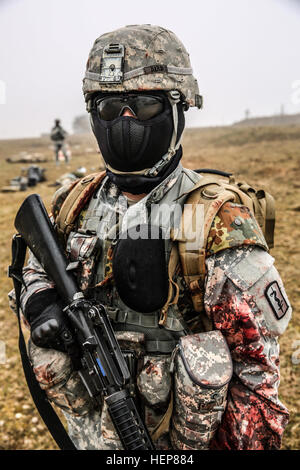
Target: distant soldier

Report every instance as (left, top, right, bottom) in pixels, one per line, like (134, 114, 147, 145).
(50, 119, 69, 165)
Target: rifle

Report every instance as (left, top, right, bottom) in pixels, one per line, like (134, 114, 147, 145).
(13, 193, 155, 451)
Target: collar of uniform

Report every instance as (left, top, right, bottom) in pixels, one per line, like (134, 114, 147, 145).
(145, 163, 183, 206)
(103, 162, 183, 207)
(116, 164, 183, 235)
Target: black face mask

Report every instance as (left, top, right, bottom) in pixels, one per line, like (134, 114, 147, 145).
(90, 96, 185, 173)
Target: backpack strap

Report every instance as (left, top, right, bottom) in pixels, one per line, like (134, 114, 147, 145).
(169, 173, 271, 314)
(172, 177, 235, 312)
(55, 171, 106, 242)
(159, 244, 180, 326)
(250, 188, 275, 249)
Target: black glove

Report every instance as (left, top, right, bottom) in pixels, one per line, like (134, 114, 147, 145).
(24, 289, 73, 352)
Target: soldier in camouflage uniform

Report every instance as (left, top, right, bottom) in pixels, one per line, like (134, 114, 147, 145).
(9, 25, 292, 450)
(50, 119, 69, 165)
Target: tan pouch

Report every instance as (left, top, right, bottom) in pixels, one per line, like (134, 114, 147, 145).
(171, 330, 233, 450)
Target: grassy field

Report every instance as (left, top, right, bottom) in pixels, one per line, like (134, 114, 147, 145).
(0, 126, 299, 450)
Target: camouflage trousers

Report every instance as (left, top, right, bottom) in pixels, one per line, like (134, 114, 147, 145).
(54, 142, 69, 164)
(28, 329, 231, 450)
(28, 335, 173, 450)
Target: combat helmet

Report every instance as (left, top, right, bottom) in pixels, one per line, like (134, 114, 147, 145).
(83, 24, 202, 109)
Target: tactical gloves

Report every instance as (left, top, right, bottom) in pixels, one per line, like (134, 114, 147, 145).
(24, 289, 72, 352)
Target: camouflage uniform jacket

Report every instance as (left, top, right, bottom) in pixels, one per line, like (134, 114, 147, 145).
(9, 163, 292, 450)
(50, 124, 67, 144)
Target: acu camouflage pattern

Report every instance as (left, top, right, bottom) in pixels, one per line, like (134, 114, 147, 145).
(137, 355, 172, 408)
(27, 330, 173, 450)
(28, 340, 94, 416)
(171, 331, 232, 450)
(66, 231, 101, 291)
(83, 25, 200, 107)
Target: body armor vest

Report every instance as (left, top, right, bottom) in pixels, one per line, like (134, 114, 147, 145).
(67, 165, 205, 354)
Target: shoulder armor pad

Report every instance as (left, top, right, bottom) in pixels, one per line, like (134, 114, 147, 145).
(51, 179, 79, 221)
(206, 202, 268, 256)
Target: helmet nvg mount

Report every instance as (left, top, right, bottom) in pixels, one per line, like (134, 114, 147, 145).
(83, 24, 203, 177)
(83, 24, 202, 109)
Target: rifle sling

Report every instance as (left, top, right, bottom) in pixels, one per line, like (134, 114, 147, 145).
(9, 234, 76, 451)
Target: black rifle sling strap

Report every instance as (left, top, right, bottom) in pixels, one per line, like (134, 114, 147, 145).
(8, 234, 76, 450)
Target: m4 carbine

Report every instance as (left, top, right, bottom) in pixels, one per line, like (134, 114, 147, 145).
(14, 193, 154, 451)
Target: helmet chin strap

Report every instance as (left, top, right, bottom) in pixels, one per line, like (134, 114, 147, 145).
(145, 90, 181, 177)
(106, 90, 182, 178)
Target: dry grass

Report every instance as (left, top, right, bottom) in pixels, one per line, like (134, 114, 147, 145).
(0, 126, 299, 450)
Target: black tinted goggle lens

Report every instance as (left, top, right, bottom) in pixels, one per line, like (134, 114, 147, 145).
(96, 95, 164, 121)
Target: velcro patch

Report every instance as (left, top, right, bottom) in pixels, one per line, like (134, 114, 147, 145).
(144, 64, 168, 74)
(265, 281, 289, 320)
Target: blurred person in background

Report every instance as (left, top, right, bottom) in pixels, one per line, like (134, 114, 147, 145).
(50, 119, 69, 165)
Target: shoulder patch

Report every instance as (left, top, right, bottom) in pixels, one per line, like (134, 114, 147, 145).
(265, 280, 289, 320)
(206, 202, 268, 256)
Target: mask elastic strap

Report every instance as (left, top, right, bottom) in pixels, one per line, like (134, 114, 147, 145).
(146, 91, 181, 177)
(168, 90, 181, 155)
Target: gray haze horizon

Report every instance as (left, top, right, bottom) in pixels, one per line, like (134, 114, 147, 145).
(0, 0, 299, 139)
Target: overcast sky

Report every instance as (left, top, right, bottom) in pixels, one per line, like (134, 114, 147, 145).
(0, 0, 299, 139)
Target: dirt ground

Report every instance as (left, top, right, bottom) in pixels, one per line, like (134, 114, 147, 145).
(0, 126, 299, 450)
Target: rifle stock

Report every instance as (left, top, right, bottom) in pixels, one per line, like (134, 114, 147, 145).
(15, 194, 78, 304)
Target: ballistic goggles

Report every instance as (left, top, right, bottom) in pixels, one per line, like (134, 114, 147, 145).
(94, 93, 165, 121)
